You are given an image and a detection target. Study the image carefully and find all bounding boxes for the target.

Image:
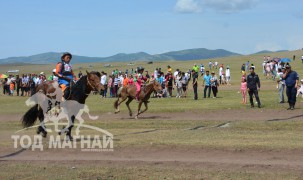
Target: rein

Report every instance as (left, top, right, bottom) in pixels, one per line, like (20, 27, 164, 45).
(86, 76, 100, 95)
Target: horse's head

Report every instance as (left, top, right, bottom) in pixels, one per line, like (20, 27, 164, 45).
(152, 80, 163, 94)
(86, 70, 105, 92)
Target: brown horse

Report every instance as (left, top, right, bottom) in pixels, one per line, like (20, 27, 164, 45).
(21, 71, 104, 140)
(114, 80, 163, 119)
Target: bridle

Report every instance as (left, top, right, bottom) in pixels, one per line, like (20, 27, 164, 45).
(86, 76, 101, 92)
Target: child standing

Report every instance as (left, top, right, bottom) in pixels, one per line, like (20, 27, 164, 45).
(10, 80, 15, 96)
(240, 78, 247, 104)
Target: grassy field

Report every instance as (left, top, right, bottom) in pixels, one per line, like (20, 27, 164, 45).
(0, 50, 303, 179)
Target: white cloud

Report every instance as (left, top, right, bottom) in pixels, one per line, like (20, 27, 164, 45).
(175, 0, 202, 13)
(175, 0, 257, 14)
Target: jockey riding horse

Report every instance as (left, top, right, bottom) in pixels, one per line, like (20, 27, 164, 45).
(54, 52, 77, 101)
(135, 66, 147, 101)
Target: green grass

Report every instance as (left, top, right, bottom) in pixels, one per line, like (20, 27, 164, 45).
(1, 161, 303, 180)
(0, 50, 303, 179)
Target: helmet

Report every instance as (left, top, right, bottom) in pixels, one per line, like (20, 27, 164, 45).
(61, 52, 72, 60)
(52, 69, 56, 73)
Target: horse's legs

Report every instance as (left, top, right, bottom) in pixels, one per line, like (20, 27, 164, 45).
(138, 101, 148, 115)
(59, 114, 75, 141)
(37, 108, 47, 138)
(125, 97, 134, 117)
(115, 96, 128, 113)
(66, 115, 75, 141)
(75, 114, 84, 137)
(135, 101, 143, 119)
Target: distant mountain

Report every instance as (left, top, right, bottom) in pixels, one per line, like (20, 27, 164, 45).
(254, 50, 289, 54)
(161, 48, 240, 60)
(0, 48, 241, 64)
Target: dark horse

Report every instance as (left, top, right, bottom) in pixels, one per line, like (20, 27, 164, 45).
(21, 71, 104, 140)
(114, 81, 162, 119)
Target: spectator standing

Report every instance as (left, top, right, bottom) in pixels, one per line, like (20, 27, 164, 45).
(214, 61, 218, 69)
(10, 79, 15, 96)
(100, 71, 107, 98)
(16, 75, 22, 96)
(240, 78, 247, 104)
(78, 71, 83, 79)
(208, 61, 213, 69)
(245, 61, 250, 71)
(210, 71, 218, 98)
(192, 70, 198, 100)
(175, 72, 182, 98)
(282, 64, 299, 110)
(276, 68, 285, 103)
(200, 65, 205, 76)
(107, 75, 113, 98)
(167, 65, 172, 74)
(241, 64, 245, 75)
(226, 67, 231, 85)
(192, 64, 199, 73)
(154, 68, 158, 78)
(218, 65, 223, 84)
(166, 74, 174, 97)
(203, 71, 211, 98)
(114, 74, 121, 97)
(247, 67, 261, 108)
(128, 74, 134, 85)
(181, 72, 188, 98)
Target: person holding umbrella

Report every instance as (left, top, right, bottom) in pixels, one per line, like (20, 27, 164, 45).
(282, 64, 299, 110)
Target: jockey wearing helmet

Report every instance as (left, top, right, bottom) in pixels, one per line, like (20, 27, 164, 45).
(135, 66, 147, 101)
(54, 52, 77, 100)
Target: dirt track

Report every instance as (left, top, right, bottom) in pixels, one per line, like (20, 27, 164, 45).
(1, 108, 303, 178)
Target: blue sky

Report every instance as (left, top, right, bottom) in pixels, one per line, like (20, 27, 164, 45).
(0, 0, 302, 59)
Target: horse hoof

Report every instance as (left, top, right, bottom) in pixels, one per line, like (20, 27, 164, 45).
(58, 132, 61, 135)
(36, 126, 42, 134)
(42, 131, 47, 138)
(66, 135, 73, 141)
(135, 116, 138, 119)
(129, 114, 132, 117)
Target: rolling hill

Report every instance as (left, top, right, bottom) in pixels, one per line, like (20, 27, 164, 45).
(0, 48, 242, 65)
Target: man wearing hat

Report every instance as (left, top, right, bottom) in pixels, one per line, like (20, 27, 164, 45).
(282, 64, 299, 110)
(247, 67, 261, 108)
(54, 52, 77, 100)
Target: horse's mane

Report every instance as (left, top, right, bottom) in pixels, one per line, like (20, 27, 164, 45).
(71, 75, 87, 100)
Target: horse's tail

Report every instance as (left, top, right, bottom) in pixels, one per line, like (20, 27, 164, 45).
(21, 104, 39, 128)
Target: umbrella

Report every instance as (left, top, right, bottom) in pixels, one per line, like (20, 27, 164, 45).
(273, 57, 281, 62)
(0, 74, 8, 78)
(280, 58, 291, 63)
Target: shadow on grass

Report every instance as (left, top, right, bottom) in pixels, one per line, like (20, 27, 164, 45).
(268, 114, 303, 122)
(120, 116, 169, 120)
(0, 148, 27, 159)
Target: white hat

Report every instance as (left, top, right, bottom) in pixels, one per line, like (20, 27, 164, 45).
(52, 69, 56, 73)
(301, 79, 303, 82)
(40, 72, 45, 75)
